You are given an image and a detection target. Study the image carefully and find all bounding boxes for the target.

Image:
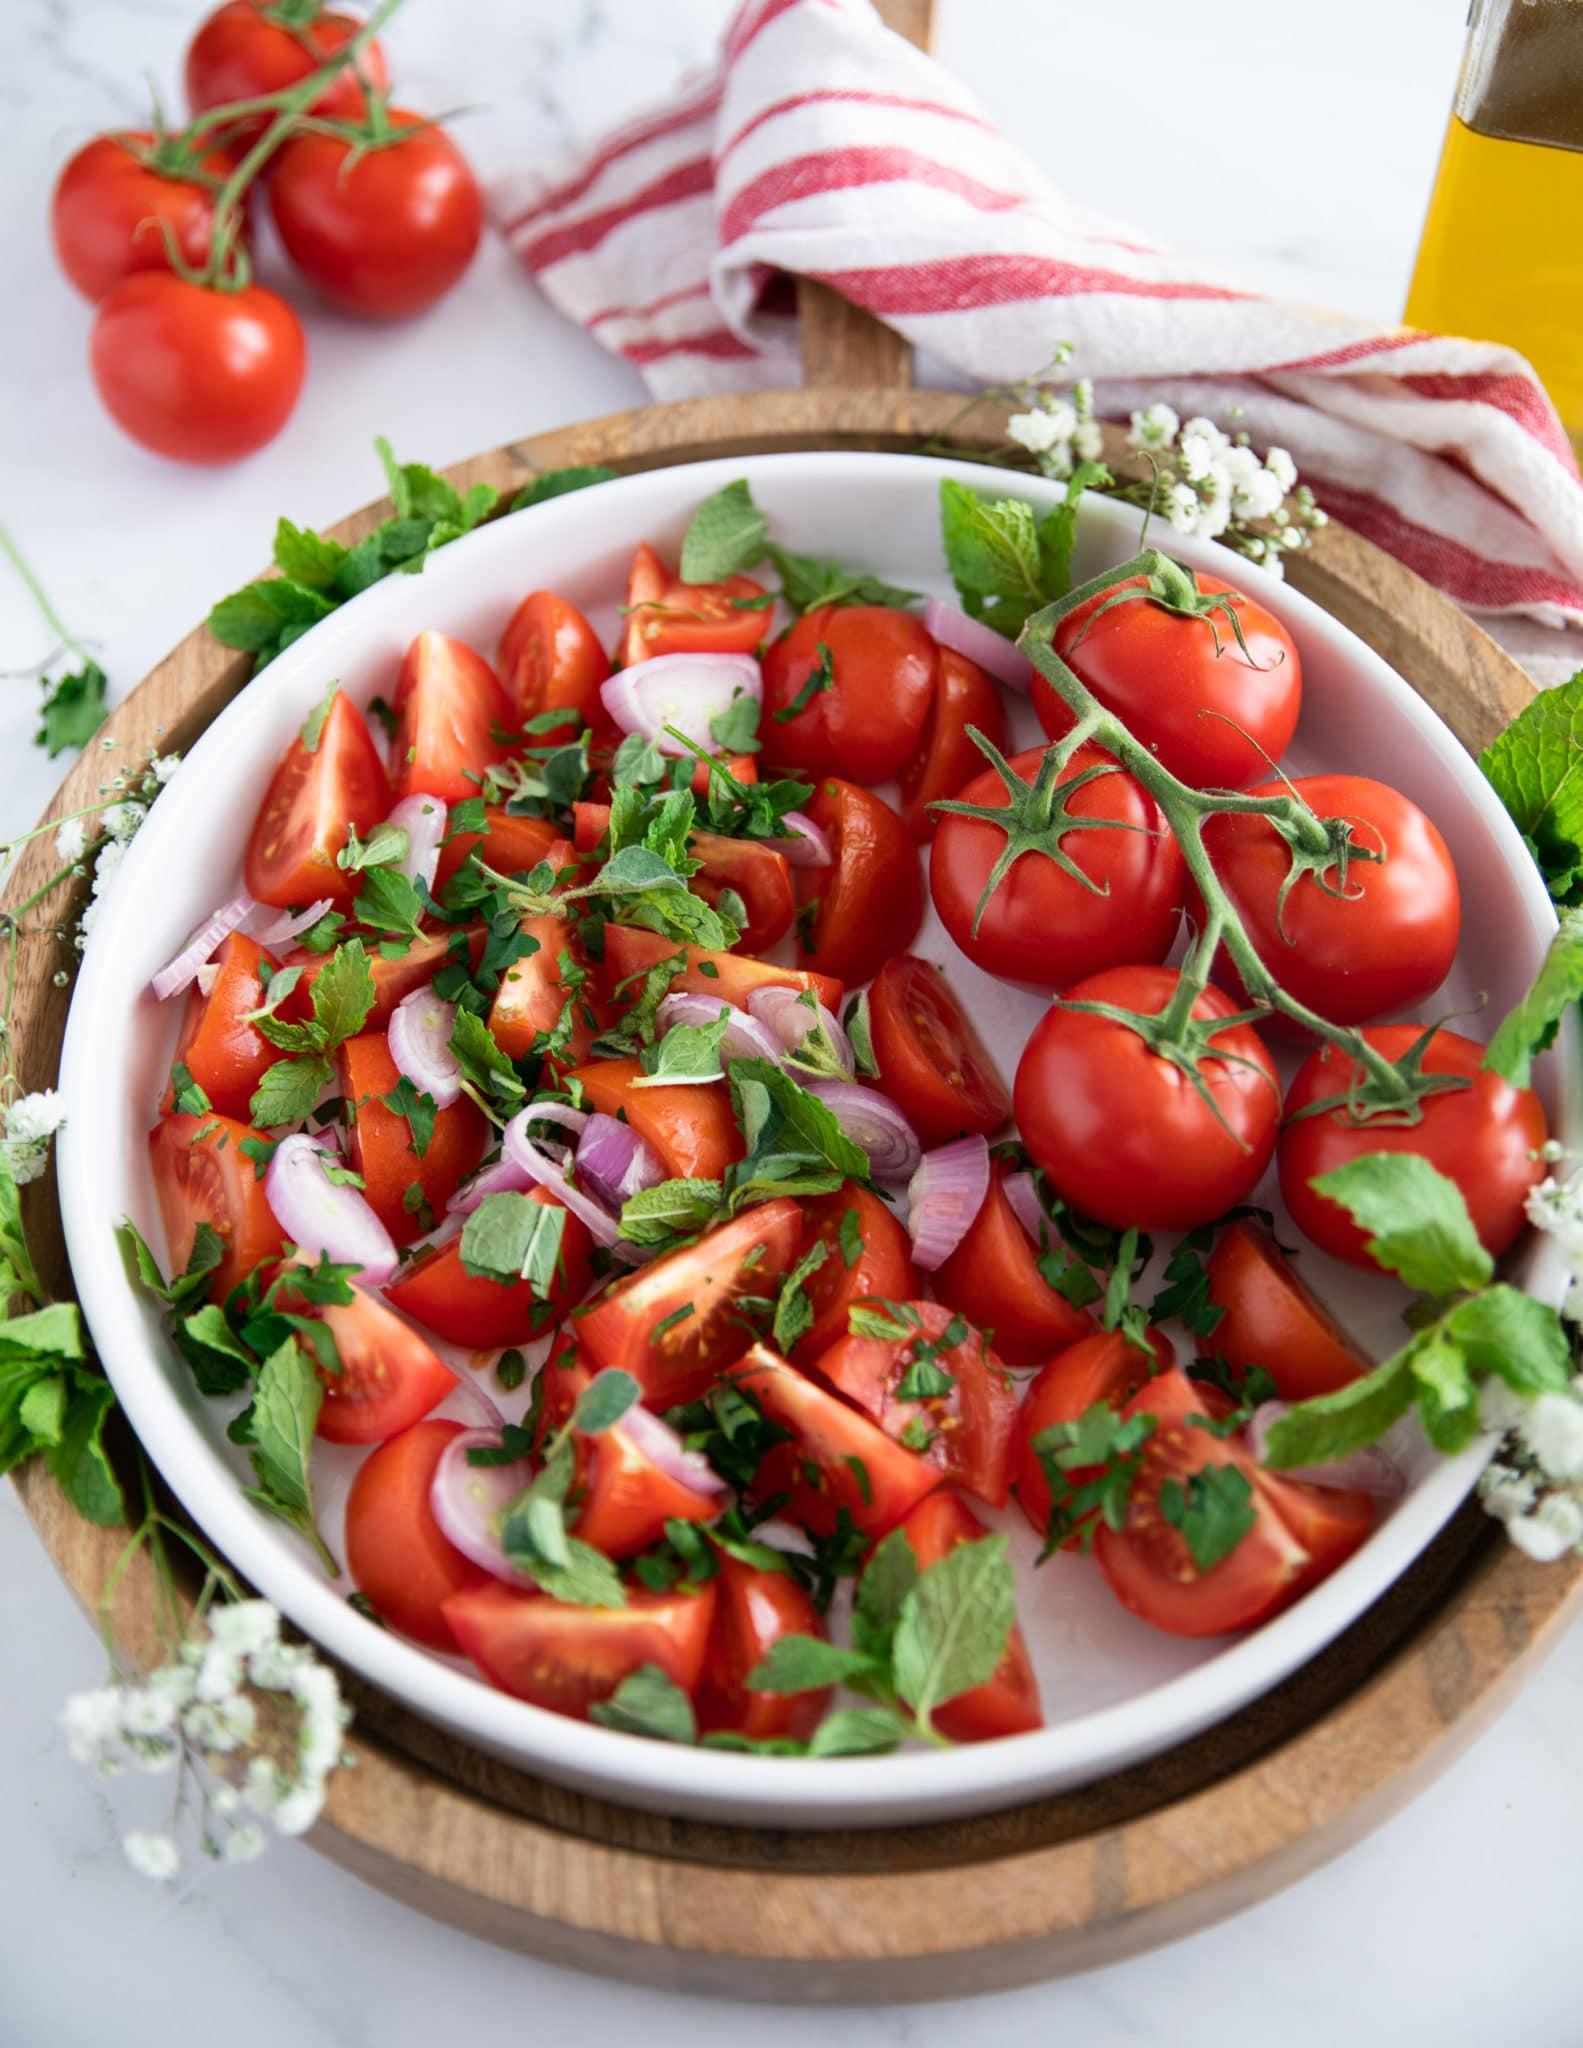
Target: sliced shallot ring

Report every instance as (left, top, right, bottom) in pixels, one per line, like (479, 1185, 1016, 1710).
(385, 793, 448, 893)
(264, 1133, 398, 1288)
(429, 1428, 539, 1588)
(652, 991, 782, 1075)
(772, 809, 833, 868)
(150, 894, 255, 1001)
(923, 595, 1035, 694)
(251, 897, 334, 948)
(599, 651, 761, 757)
(804, 1080, 922, 1185)
(747, 985, 854, 1076)
(502, 1108, 622, 1246)
(906, 1134, 991, 1272)
(575, 1113, 664, 1213)
(619, 1401, 727, 1497)
(388, 986, 463, 1110)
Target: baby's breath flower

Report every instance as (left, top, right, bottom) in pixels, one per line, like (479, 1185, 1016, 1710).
(152, 754, 180, 785)
(61, 1686, 123, 1765)
(99, 801, 147, 845)
(1479, 1461, 1539, 1524)
(1519, 1391, 1583, 1483)
(1007, 409, 1065, 455)
(225, 1822, 267, 1864)
(1073, 418, 1105, 462)
(1265, 446, 1298, 491)
(54, 817, 88, 864)
(1127, 402, 1180, 452)
(1508, 1492, 1583, 1563)
(3, 1089, 65, 1145)
(123, 1830, 181, 1882)
(209, 1599, 279, 1658)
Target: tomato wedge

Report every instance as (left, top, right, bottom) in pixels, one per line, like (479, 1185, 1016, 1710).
(618, 541, 767, 664)
(338, 1032, 488, 1244)
(566, 1056, 743, 1183)
(598, 923, 843, 1015)
(1201, 1219, 1369, 1402)
(733, 1343, 939, 1537)
(312, 1284, 458, 1444)
(1013, 1326, 1172, 1544)
(898, 1492, 1042, 1740)
(148, 1111, 286, 1301)
(898, 646, 1008, 843)
(488, 913, 595, 1072)
(574, 801, 794, 955)
(496, 589, 612, 737)
(791, 1183, 917, 1363)
(345, 1420, 488, 1650)
(384, 1191, 593, 1348)
(866, 954, 1010, 1147)
(1252, 1465, 1376, 1595)
(539, 1359, 719, 1557)
(442, 1579, 718, 1720)
(795, 777, 925, 987)
(162, 932, 280, 1122)
(244, 687, 390, 910)
(695, 1556, 832, 1743)
(391, 630, 513, 803)
(933, 1160, 1095, 1369)
(576, 1200, 804, 1405)
(812, 1300, 1017, 1509)
(433, 807, 560, 895)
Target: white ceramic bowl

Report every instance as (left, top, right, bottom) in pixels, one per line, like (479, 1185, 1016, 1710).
(57, 452, 1573, 1828)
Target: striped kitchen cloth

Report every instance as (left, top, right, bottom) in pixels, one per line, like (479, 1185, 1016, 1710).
(493, 0, 1583, 629)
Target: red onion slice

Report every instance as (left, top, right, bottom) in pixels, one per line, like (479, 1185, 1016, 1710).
(923, 595, 1034, 695)
(653, 991, 782, 1075)
(619, 1400, 727, 1498)
(1002, 1169, 1046, 1246)
(388, 987, 463, 1110)
(150, 894, 255, 1001)
(906, 1134, 991, 1271)
(384, 793, 447, 893)
(576, 1114, 664, 1212)
(429, 1428, 540, 1588)
(502, 1109, 622, 1246)
(264, 1133, 398, 1287)
(804, 1080, 922, 1186)
(1246, 1401, 1406, 1498)
(600, 651, 761, 757)
(447, 1371, 506, 1430)
(251, 897, 334, 948)
(518, 1101, 590, 1144)
(447, 1153, 532, 1218)
(773, 810, 833, 868)
(747, 985, 854, 1077)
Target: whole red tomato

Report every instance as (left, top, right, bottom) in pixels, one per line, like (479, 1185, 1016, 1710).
(1278, 1025, 1547, 1267)
(91, 273, 305, 463)
(1200, 774, 1461, 1026)
(51, 131, 242, 303)
(268, 112, 482, 318)
(1014, 964, 1280, 1230)
(1036, 567, 1301, 788)
(185, 1, 388, 143)
(762, 605, 936, 783)
(930, 742, 1184, 988)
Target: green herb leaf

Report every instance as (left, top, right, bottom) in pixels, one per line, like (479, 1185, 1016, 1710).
(680, 479, 767, 583)
(766, 543, 920, 615)
(708, 690, 763, 755)
(37, 659, 109, 757)
(239, 1336, 334, 1572)
(1261, 1353, 1417, 1470)
(635, 1006, 729, 1086)
(891, 1532, 1016, 1726)
(849, 1525, 919, 1670)
(381, 1074, 437, 1159)
(805, 1707, 906, 1756)
(745, 1635, 879, 1694)
(589, 1663, 698, 1742)
(1308, 1153, 1493, 1295)
(618, 1176, 724, 1246)
(572, 1368, 641, 1436)
(460, 1192, 566, 1294)
(772, 1240, 829, 1353)
(1158, 1463, 1256, 1570)
(1485, 907, 1583, 1086)
(249, 1054, 332, 1129)
(510, 466, 619, 512)
(337, 819, 412, 873)
(1480, 669, 1583, 903)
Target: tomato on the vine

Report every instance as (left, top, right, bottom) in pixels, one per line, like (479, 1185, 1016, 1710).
(794, 778, 924, 987)
(618, 543, 767, 664)
(1015, 964, 1280, 1231)
(185, 1, 388, 141)
(866, 954, 1010, 1148)
(1199, 1220, 1369, 1402)
(933, 1160, 1095, 1368)
(244, 687, 390, 909)
(898, 646, 1007, 843)
(761, 605, 936, 783)
(52, 132, 242, 303)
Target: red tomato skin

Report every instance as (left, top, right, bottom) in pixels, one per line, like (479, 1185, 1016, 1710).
(575, 802, 793, 956)
(1198, 775, 1461, 1027)
(899, 1492, 1042, 1740)
(52, 132, 241, 302)
(597, 924, 842, 1016)
(345, 1420, 488, 1650)
(1015, 965, 1280, 1232)
(91, 272, 305, 464)
(244, 689, 391, 910)
(619, 542, 767, 664)
(732, 1344, 940, 1538)
(899, 646, 1008, 844)
(1278, 1026, 1547, 1267)
(576, 1200, 805, 1406)
(795, 777, 924, 987)
(695, 1557, 832, 1743)
(434, 808, 560, 895)
(185, 1, 387, 137)
(338, 1033, 488, 1244)
(488, 913, 595, 1073)
(538, 1362, 719, 1558)
(441, 1579, 718, 1720)
(163, 933, 280, 1122)
(384, 1192, 594, 1348)
(148, 1112, 286, 1302)
(690, 752, 759, 799)
(934, 1161, 1095, 1369)
(267, 112, 481, 319)
(312, 1285, 457, 1444)
(930, 744, 1184, 990)
(1013, 1326, 1173, 1542)
(812, 1301, 1017, 1509)
(761, 606, 936, 783)
(282, 924, 483, 1030)
(791, 1183, 918, 1364)
(1039, 572, 1301, 789)
(866, 954, 1011, 1148)
(392, 631, 513, 803)
(567, 1055, 744, 1185)
(497, 591, 613, 738)
(1252, 1465, 1375, 1596)
(1201, 1220, 1369, 1402)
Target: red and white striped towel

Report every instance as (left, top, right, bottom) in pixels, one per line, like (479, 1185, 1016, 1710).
(494, 0, 1583, 630)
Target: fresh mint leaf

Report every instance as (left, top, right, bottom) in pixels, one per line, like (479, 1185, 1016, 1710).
(249, 1054, 331, 1129)
(891, 1532, 1015, 1728)
(382, 1075, 437, 1158)
(849, 1526, 919, 1670)
(708, 690, 763, 755)
(1034, 460, 1109, 599)
(337, 819, 411, 873)
(746, 1635, 879, 1694)
(618, 1177, 724, 1246)
(460, 1192, 566, 1294)
(1442, 1284, 1571, 1396)
(572, 1368, 641, 1436)
(273, 518, 345, 592)
(939, 479, 1044, 636)
(1148, 1223, 1226, 1339)
(635, 1007, 729, 1087)
(449, 1008, 526, 1111)
(771, 1240, 828, 1354)
(679, 479, 767, 583)
(45, 1379, 124, 1527)
(208, 579, 334, 658)
(173, 1304, 254, 1397)
(895, 1351, 957, 1401)
(168, 1061, 212, 1118)
(766, 543, 920, 616)
(1485, 908, 1583, 1085)
(805, 1707, 905, 1756)
(1480, 670, 1583, 902)
(353, 865, 425, 942)
(509, 466, 619, 512)
(239, 1336, 334, 1572)
(1309, 1153, 1492, 1295)
(725, 1057, 867, 1209)
(1262, 1353, 1416, 1470)
(843, 990, 879, 1079)
(589, 1663, 698, 1742)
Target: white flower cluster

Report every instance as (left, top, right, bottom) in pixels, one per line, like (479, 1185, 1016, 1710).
(0, 1087, 66, 1186)
(1006, 375, 1106, 477)
(1122, 410, 1321, 574)
(61, 1599, 351, 1881)
(52, 745, 170, 950)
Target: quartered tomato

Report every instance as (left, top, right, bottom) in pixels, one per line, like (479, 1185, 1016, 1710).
(1252, 1463, 1376, 1597)
(433, 808, 560, 895)
(441, 1579, 718, 1720)
(163, 932, 279, 1122)
(866, 954, 1010, 1148)
(1038, 569, 1302, 789)
(338, 1032, 488, 1243)
(898, 645, 1008, 843)
(794, 777, 924, 987)
(312, 1284, 457, 1444)
(576, 1201, 804, 1405)
(695, 1556, 832, 1743)
(244, 688, 390, 910)
(538, 1360, 719, 1557)
(1200, 1220, 1369, 1402)
(384, 1191, 593, 1348)
(933, 1160, 1094, 1368)
(567, 1056, 743, 1183)
(391, 631, 513, 804)
(497, 590, 612, 737)
(929, 743, 1184, 990)
(813, 1300, 1017, 1509)
(282, 924, 485, 1031)
(761, 605, 935, 782)
(732, 1344, 939, 1538)
(598, 924, 842, 1015)
(344, 1420, 487, 1651)
(618, 542, 768, 665)
(1013, 1326, 1173, 1543)
(148, 1112, 285, 1301)
(899, 1492, 1042, 1741)
(488, 914, 595, 1072)
(185, 0, 387, 141)
(1278, 1025, 1547, 1267)
(791, 1183, 917, 1363)
(574, 802, 794, 956)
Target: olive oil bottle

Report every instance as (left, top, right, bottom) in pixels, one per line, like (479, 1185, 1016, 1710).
(1405, 0, 1583, 453)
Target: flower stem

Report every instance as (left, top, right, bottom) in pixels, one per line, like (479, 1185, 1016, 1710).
(0, 520, 90, 664)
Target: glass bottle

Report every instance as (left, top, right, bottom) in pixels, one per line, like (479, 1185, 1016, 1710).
(1405, 0, 1583, 453)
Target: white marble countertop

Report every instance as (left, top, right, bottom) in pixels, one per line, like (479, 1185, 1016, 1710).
(4, 1, 1580, 2040)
